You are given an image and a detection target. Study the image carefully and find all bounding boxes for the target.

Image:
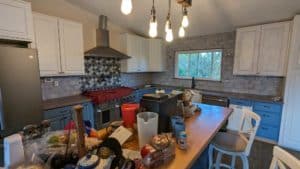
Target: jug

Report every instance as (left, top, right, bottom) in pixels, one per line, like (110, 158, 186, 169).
(137, 112, 158, 149)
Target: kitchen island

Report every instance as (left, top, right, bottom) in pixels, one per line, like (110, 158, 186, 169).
(123, 103, 233, 169)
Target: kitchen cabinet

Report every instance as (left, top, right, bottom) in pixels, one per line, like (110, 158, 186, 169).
(234, 26, 260, 75)
(121, 33, 149, 72)
(228, 98, 282, 142)
(149, 39, 166, 72)
(279, 15, 300, 151)
(33, 13, 85, 76)
(234, 21, 291, 76)
(58, 19, 85, 75)
(120, 33, 165, 72)
(44, 102, 94, 131)
(33, 13, 61, 75)
(0, 0, 34, 42)
(258, 22, 290, 76)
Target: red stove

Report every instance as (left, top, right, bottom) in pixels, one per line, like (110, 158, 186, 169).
(83, 87, 135, 129)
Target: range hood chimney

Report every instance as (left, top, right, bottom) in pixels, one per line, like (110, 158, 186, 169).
(85, 15, 130, 59)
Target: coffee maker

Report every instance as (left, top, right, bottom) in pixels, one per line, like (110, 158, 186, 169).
(140, 94, 178, 133)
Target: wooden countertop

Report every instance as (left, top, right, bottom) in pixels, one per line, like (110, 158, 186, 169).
(42, 95, 91, 110)
(122, 103, 232, 169)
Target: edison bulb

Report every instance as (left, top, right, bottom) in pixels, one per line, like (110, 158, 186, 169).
(166, 29, 173, 42)
(121, 0, 132, 15)
(165, 20, 170, 32)
(182, 15, 189, 28)
(149, 20, 158, 38)
(179, 26, 185, 38)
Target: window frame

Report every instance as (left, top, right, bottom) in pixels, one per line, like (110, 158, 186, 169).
(174, 49, 223, 81)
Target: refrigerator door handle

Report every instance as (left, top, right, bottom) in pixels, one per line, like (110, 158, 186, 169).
(0, 87, 4, 130)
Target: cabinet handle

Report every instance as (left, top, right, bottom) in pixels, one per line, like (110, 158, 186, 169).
(262, 127, 268, 130)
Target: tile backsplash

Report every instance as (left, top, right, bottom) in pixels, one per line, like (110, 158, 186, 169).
(151, 32, 284, 96)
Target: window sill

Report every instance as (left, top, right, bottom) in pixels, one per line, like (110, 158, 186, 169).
(173, 76, 221, 82)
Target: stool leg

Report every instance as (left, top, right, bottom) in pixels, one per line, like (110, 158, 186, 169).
(231, 155, 236, 169)
(241, 155, 249, 169)
(215, 152, 223, 169)
(208, 145, 214, 169)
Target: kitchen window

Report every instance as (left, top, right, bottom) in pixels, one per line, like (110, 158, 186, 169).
(175, 49, 222, 81)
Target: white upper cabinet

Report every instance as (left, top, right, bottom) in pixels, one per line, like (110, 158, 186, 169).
(121, 33, 149, 72)
(33, 13, 61, 76)
(234, 26, 260, 75)
(258, 22, 291, 76)
(234, 21, 291, 76)
(149, 39, 166, 72)
(280, 15, 300, 151)
(58, 19, 84, 75)
(0, 0, 34, 42)
(121, 33, 165, 73)
(33, 13, 84, 77)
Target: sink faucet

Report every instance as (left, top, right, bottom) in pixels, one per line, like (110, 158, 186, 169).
(191, 77, 196, 89)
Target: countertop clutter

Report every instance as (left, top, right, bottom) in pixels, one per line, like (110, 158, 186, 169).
(133, 84, 283, 103)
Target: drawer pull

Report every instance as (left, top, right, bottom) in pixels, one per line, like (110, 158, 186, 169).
(262, 127, 268, 130)
(262, 114, 270, 118)
(263, 105, 270, 108)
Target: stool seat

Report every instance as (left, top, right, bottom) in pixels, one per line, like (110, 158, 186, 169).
(212, 132, 248, 153)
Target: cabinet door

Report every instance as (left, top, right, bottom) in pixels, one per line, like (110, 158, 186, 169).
(121, 34, 139, 72)
(234, 26, 261, 75)
(149, 39, 166, 72)
(258, 22, 291, 76)
(138, 37, 149, 72)
(59, 19, 85, 75)
(0, 0, 33, 42)
(280, 16, 300, 150)
(33, 13, 61, 76)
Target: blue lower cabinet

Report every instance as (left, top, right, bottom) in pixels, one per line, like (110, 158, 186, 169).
(253, 101, 282, 142)
(257, 124, 280, 141)
(44, 102, 95, 131)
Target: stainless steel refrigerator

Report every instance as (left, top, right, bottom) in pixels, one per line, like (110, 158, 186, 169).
(0, 45, 42, 137)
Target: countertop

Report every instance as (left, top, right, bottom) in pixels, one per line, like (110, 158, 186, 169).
(120, 103, 233, 169)
(132, 84, 283, 104)
(43, 95, 92, 111)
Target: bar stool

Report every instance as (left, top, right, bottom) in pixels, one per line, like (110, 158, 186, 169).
(208, 109, 261, 169)
(269, 146, 300, 169)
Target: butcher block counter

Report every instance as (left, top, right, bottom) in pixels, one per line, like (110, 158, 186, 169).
(122, 103, 233, 169)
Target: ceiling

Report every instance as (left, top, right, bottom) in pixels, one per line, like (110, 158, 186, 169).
(67, 0, 300, 38)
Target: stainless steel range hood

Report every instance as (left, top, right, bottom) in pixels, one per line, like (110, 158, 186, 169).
(85, 15, 130, 59)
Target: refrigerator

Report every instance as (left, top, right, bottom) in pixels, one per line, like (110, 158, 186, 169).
(0, 45, 43, 165)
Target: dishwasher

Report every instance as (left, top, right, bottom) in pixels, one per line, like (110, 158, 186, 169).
(201, 94, 229, 132)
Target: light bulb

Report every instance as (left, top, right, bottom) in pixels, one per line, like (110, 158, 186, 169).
(179, 26, 185, 38)
(149, 20, 157, 38)
(165, 20, 170, 32)
(121, 0, 132, 15)
(166, 29, 173, 42)
(182, 15, 189, 28)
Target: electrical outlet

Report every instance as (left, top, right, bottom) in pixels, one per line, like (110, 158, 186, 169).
(53, 81, 59, 87)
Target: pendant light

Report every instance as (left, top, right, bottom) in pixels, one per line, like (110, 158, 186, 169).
(149, 0, 157, 38)
(165, 0, 173, 42)
(121, 0, 132, 15)
(179, 26, 185, 38)
(181, 7, 189, 28)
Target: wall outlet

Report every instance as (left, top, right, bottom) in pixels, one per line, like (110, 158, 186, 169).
(53, 81, 59, 87)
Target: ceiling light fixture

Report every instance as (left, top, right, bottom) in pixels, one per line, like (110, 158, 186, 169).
(179, 26, 185, 38)
(149, 0, 157, 38)
(121, 0, 132, 15)
(165, 0, 173, 42)
(181, 7, 189, 28)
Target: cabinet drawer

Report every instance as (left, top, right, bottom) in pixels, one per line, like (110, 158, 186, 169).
(256, 110, 281, 127)
(229, 98, 252, 107)
(254, 102, 282, 113)
(257, 124, 279, 141)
